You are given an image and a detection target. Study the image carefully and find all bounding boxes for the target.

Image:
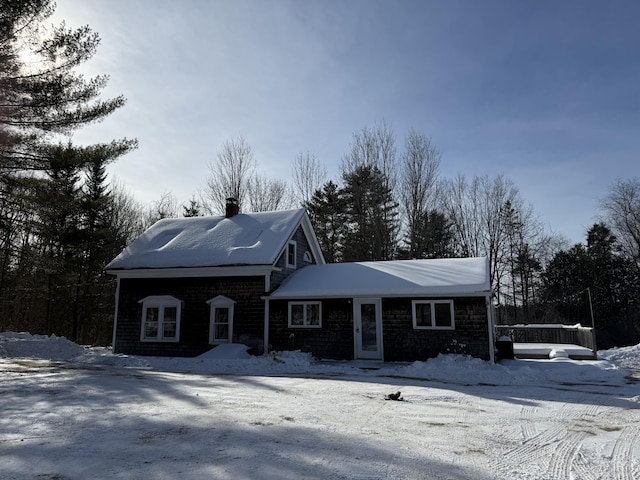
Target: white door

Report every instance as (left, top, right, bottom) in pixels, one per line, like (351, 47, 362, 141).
(354, 298, 383, 360)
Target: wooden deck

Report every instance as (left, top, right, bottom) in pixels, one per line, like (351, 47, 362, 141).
(513, 342, 597, 360)
(496, 324, 598, 360)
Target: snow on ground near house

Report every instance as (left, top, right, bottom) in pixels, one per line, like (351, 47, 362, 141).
(1, 333, 640, 480)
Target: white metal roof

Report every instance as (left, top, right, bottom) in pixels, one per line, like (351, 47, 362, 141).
(106, 208, 317, 270)
(269, 257, 490, 298)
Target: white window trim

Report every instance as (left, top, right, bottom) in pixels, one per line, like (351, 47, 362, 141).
(286, 240, 297, 269)
(139, 295, 182, 342)
(207, 295, 235, 344)
(288, 301, 322, 328)
(412, 300, 455, 330)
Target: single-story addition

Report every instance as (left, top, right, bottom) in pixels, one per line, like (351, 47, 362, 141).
(106, 201, 494, 362)
(105, 200, 325, 356)
(267, 257, 494, 363)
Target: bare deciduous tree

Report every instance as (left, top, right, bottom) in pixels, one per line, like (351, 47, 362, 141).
(143, 191, 179, 227)
(341, 121, 397, 191)
(291, 152, 327, 207)
(203, 135, 256, 214)
(440, 174, 534, 303)
(246, 175, 289, 212)
(109, 180, 146, 243)
(400, 131, 441, 257)
(600, 178, 640, 269)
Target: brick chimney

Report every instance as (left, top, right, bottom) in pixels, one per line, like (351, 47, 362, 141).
(225, 197, 239, 218)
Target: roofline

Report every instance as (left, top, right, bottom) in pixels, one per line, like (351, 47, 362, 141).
(267, 290, 492, 300)
(271, 209, 326, 266)
(106, 265, 278, 279)
(300, 211, 326, 264)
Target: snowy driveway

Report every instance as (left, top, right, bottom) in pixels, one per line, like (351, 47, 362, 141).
(1, 358, 639, 480)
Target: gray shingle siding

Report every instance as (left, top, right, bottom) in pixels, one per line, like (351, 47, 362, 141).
(114, 276, 267, 356)
(268, 296, 490, 362)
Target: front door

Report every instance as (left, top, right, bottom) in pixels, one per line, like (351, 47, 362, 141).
(354, 298, 383, 360)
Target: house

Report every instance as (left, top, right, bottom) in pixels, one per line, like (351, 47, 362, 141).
(106, 201, 494, 362)
(105, 200, 325, 356)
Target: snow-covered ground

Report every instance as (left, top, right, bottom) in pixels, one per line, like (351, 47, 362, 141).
(1, 332, 639, 480)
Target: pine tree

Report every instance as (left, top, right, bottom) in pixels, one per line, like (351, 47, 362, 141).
(341, 164, 399, 261)
(183, 197, 202, 217)
(305, 181, 346, 263)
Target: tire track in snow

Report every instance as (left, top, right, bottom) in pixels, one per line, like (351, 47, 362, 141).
(547, 429, 587, 479)
(519, 405, 538, 440)
(612, 424, 640, 480)
(504, 399, 606, 473)
(502, 423, 567, 466)
(572, 451, 598, 480)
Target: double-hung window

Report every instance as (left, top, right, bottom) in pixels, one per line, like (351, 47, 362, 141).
(207, 295, 235, 343)
(412, 300, 455, 330)
(286, 241, 297, 268)
(288, 301, 321, 328)
(139, 296, 182, 342)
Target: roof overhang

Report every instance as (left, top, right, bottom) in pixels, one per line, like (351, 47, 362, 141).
(268, 290, 492, 300)
(106, 265, 278, 279)
(267, 258, 491, 300)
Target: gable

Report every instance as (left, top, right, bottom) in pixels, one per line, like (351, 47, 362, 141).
(106, 209, 324, 271)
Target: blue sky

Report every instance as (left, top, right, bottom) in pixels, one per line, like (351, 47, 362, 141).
(51, 0, 640, 244)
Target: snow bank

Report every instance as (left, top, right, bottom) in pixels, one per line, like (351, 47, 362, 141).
(0, 332, 635, 386)
(198, 343, 251, 359)
(599, 343, 640, 372)
(0, 332, 85, 361)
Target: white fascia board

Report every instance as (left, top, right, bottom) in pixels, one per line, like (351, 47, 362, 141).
(107, 265, 278, 279)
(300, 212, 326, 264)
(268, 290, 492, 300)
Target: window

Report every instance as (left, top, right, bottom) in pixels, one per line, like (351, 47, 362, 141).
(139, 296, 182, 342)
(303, 251, 312, 264)
(412, 300, 455, 330)
(207, 295, 235, 343)
(286, 240, 297, 268)
(288, 301, 321, 328)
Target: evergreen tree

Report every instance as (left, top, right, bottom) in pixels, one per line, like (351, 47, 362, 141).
(541, 224, 640, 348)
(78, 154, 122, 343)
(305, 181, 346, 263)
(399, 210, 454, 259)
(183, 197, 202, 217)
(341, 164, 399, 261)
(1, 0, 135, 175)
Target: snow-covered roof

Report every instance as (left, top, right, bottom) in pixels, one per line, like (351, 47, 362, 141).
(106, 208, 313, 270)
(269, 257, 490, 299)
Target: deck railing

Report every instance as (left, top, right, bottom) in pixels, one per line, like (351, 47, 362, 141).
(495, 323, 597, 354)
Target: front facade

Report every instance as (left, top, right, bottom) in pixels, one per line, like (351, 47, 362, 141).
(107, 205, 494, 362)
